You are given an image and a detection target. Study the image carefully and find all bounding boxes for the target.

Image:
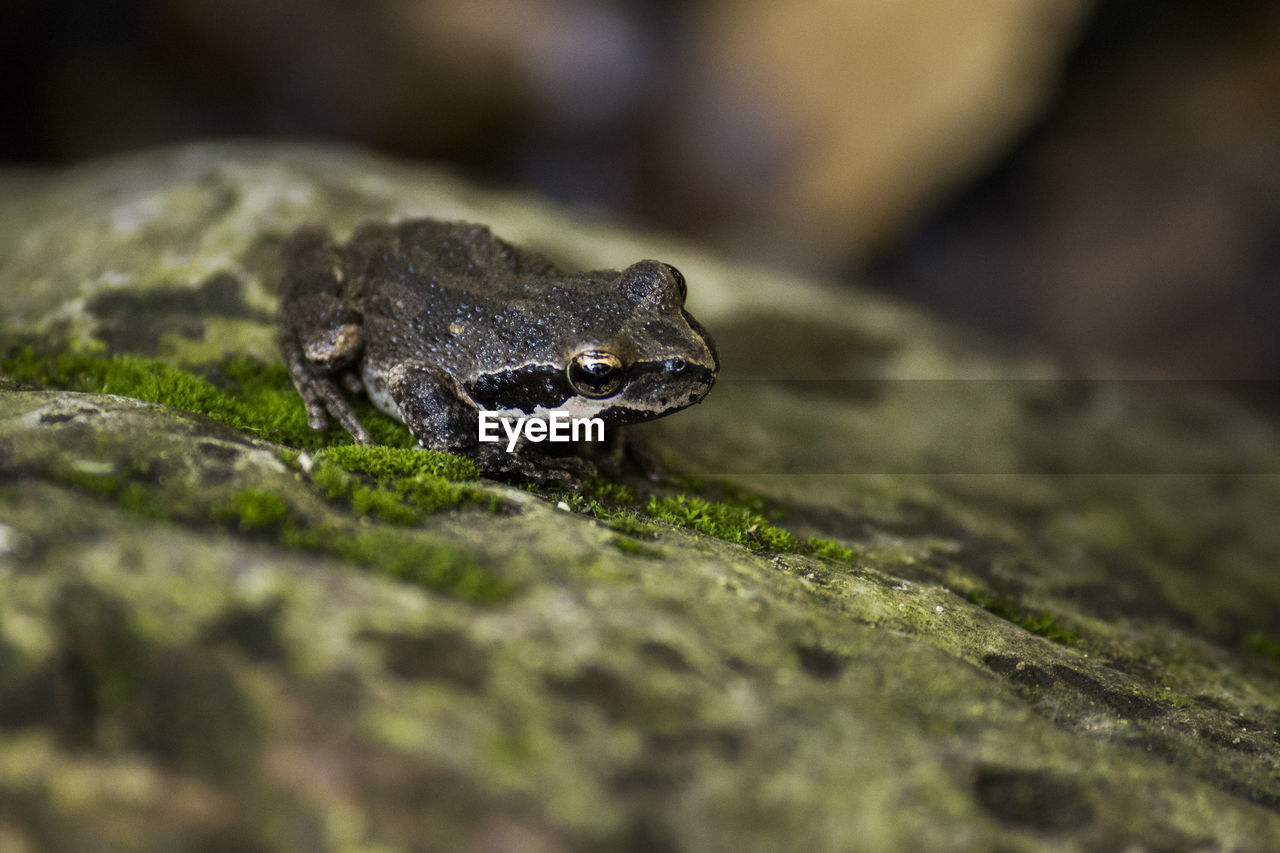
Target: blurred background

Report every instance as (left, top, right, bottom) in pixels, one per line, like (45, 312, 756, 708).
(3, 0, 1278, 380)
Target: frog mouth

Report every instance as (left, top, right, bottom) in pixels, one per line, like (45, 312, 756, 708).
(611, 361, 718, 421)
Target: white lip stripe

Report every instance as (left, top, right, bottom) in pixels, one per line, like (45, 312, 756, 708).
(457, 351, 715, 387)
(486, 396, 670, 423)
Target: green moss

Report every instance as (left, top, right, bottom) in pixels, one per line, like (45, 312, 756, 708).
(618, 477, 858, 559)
(645, 494, 798, 553)
(4, 343, 504, 513)
(605, 513, 656, 539)
(643, 489, 856, 561)
(801, 537, 855, 561)
(310, 447, 501, 520)
(349, 484, 423, 525)
(212, 488, 509, 602)
(316, 444, 477, 482)
(0, 346, 410, 450)
(544, 477, 857, 567)
(5, 343, 848, 572)
(549, 491, 595, 515)
(961, 590, 1081, 646)
(212, 488, 291, 532)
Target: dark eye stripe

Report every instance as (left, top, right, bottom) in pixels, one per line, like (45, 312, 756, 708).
(628, 360, 715, 383)
(466, 364, 573, 413)
(464, 358, 715, 416)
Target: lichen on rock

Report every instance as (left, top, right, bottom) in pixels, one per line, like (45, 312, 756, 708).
(1, 142, 1279, 850)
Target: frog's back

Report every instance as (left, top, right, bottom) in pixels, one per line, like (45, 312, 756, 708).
(345, 218, 559, 300)
(349, 218, 569, 373)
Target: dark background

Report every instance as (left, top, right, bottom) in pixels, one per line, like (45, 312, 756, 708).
(4, 0, 1278, 381)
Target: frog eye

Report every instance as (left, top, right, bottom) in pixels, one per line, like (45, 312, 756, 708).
(568, 350, 626, 398)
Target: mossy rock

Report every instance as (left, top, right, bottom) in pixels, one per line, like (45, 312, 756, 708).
(1, 142, 1279, 851)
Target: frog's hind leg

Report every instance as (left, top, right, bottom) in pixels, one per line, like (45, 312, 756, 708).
(282, 333, 373, 443)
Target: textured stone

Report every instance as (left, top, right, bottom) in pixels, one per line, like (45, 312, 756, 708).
(1, 143, 1278, 851)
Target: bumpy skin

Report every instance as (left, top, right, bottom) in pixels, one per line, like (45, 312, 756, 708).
(279, 218, 719, 483)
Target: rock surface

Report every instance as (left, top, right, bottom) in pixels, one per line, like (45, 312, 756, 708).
(1, 142, 1279, 851)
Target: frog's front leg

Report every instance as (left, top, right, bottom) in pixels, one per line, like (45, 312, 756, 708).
(387, 362, 479, 455)
(282, 333, 372, 444)
(389, 363, 594, 486)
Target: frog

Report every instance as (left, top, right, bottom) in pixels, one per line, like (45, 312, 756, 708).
(278, 218, 719, 484)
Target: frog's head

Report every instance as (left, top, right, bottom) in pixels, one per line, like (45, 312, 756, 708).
(558, 260, 719, 426)
(465, 260, 718, 426)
